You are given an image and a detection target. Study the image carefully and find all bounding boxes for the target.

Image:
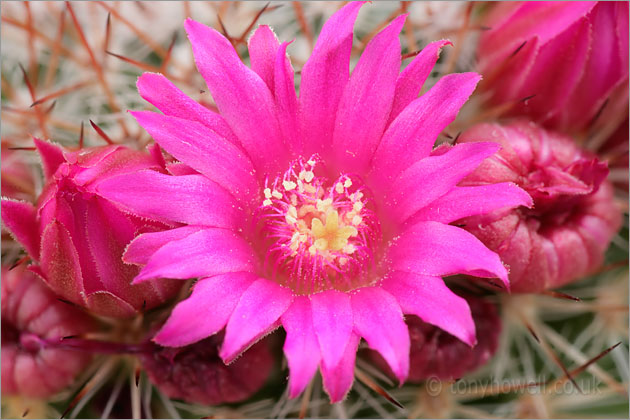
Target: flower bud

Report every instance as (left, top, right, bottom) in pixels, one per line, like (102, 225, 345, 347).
(477, 2, 629, 135)
(140, 334, 273, 405)
(458, 121, 622, 292)
(367, 296, 501, 382)
(2, 266, 94, 397)
(1, 140, 180, 317)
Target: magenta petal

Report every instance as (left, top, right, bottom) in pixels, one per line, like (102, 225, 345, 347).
(331, 14, 405, 173)
(70, 147, 162, 188)
(135, 228, 256, 282)
(381, 271, 476, 346)
(274, 41, 299, 147)
(480, 2, 596, 64)
(248, 25, 280, 90)
(130, 111, 257, 198)
(124, 226, 203, 266)
(387, 142, 501, 224)
(84, 198, 137, 295)
(220, 278, 293, 363)
(390, 221, 509, 288)
(487, 36, 541, 105)
(136, 72, 238, 144)
(1, 199, 40, 260)
(520, 16, 592, 125)
(320, 333, 359, 403)
(97, 169, 241, 228)
(39, 221, 85, 304)
(566, 2, 628, 124)
(351, 287, 409, 383)
(148, 143, 167, 170)
(310, 290, 353, 371)
(184, 18, 287, 175)
(370, 72, 481, 188)
(282, 297, 321, 398)
(33, 138, 65, 179)
(154, 272, 257, 347)
(166, 162, 198, 176)
(298, 1, 365, 155)
(412, 183, 533, 224)
(616, 3, 629, 71)
(388, 39, 452, 124)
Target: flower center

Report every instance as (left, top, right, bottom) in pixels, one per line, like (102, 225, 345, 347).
(256, 157, 380, 294)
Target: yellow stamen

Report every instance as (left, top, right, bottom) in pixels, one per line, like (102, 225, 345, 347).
(283, 180, 297, 191)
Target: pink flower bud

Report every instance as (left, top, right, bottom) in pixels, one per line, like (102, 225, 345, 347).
(1, 140, 180, 318)
(140, 334, 273, 405)
(2, 266, 94, 397)
(477, 2, 629, 134)
(367, 296, 500, 382)
(458, 121, 622, 292)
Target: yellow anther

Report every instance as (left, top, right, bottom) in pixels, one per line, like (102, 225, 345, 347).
(264, 188, 272, 199)
(297, 204, 316, 218)
(298, 170, 314, 183)
(286, 206, 298, 224)
(344, 179, 352, 188)
(283, 180, 297, 191)
(304, 183, 317, 194)
(316, 198, 333, 212)
(335, 182, 344, 194)
(272, 190, 282, 199)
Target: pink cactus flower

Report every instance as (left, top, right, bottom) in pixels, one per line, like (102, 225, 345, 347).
(97, 3, 531, 402)
(141, 334, 273, 405)
(366, 296, 501, 382)
(477, 2, 629, 134)
(458, 120, 622, 292)
(2, 266, 94, 397)
(1, 141, 180, 318)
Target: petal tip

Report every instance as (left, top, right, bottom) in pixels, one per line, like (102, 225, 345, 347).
(136, 72, 163, 90)
(132, 270, 154, 284)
